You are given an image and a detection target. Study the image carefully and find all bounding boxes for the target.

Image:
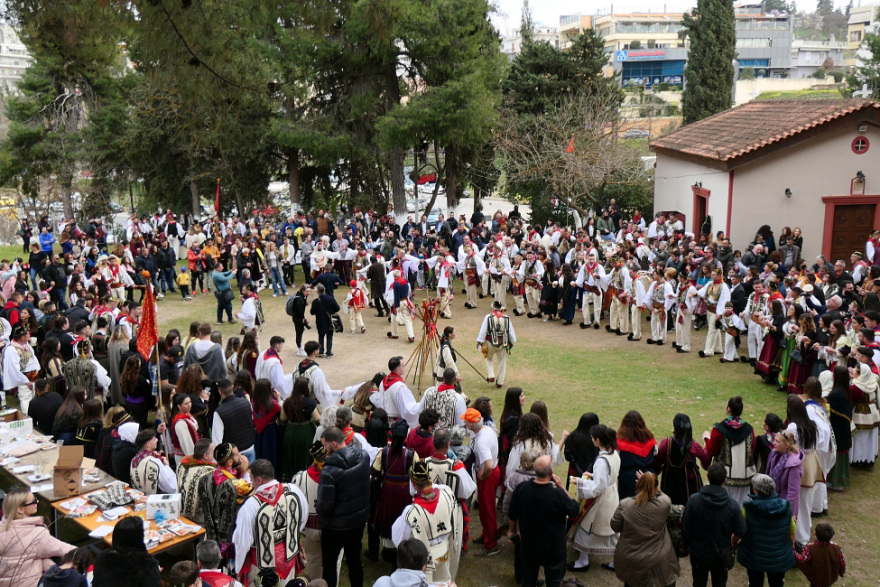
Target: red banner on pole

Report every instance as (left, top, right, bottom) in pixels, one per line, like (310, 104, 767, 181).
(137, 282, 159, 360)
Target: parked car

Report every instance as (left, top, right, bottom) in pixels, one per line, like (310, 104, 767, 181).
(623, 129, 650, 139)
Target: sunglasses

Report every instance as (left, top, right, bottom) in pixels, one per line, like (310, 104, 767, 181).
(23, 500, 39, 507)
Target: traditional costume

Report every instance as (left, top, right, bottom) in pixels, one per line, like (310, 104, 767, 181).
(605, 259, 632, 335)
(291, 442, 331, 580)
(130, 447, 177, 495)
(674, 277, 697, 352)
(645, 272, 674, 344)
(704, 416, 757, 506)
(373, 371, 419, 428)
(571, 450, 621, 564)
(419, 383, 467, 432)
(255, 347, 293, 400)
(387, 273, 416, 342)
(575, 256, 607, 329)
(477, 303, 516, 387)
(232, 479, 307, 586)
(200, 444, 254, 562)
(176, 455, 215, 525)
(457, 247, 486, 309)
(517, 254, 545, 317)
(392, 463, 461, 584)
(850, 363, 879, 465)
(744, 288, 770, 364)
(718, 302, 746, 363)
(1, 330, 40, 412)
(697, 273, 731, 357)
(344, 280, 367, 333)
(426, 252, 455, 318)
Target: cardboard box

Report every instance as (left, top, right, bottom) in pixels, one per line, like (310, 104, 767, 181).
(0, 410, 33, 439)
(53, 445, 84, 497)
(146, 493, 181, 520)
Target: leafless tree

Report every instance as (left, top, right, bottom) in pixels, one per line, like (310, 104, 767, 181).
(496, 86, 649, 217)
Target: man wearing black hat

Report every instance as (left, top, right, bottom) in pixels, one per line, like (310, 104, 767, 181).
(200, 442, 253, 562)
(392, 461, 461, 585)
(292, 441, 329, 580)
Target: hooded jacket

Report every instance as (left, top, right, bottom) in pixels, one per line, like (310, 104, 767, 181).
(372, 569, 429, 587)
(38, 564, 87, 587)
(111, 422, 139, 485)
(682, 484, 747, 565)
(767, 448, 804, 513)
(316, 444, 370, 531)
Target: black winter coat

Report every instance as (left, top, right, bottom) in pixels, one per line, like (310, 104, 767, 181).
(317, 444, 371, 531)
(682, 484, 747, 565)
(92, 549, 160, 587)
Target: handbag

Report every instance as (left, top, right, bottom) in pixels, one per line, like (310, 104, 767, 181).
(666, 503, 689, 558)
(221, 288, 234, 303)
(790, 348, 804, 365)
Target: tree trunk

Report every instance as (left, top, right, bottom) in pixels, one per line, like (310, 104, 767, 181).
(384, 62, 406, 215)
(445, 144, 458, 211)
(288, 148, 301, 210)
(190, 181, 200, 219)
(61, 184, 73, 221)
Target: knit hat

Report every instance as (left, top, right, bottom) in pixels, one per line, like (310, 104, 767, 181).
(409, 461, 431, 484)
(350, 280, 357, 288)
(309, 441, 327, 463)
(391, 419, 410, 438)
(111, 411, 131, 427)
(214, 442, 234, 464)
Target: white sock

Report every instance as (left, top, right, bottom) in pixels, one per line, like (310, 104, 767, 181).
(0, 391, 5, 406)
(575, 552, 589, 568)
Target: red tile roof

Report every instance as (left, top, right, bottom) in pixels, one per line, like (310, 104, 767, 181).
(649, 99, 880, 162)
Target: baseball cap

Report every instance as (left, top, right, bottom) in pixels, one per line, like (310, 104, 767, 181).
(461, 408, 482, 423)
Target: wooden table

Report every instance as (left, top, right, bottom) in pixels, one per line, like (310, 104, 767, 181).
(2, 444, 115, 501)
(51, 492, 205, 555)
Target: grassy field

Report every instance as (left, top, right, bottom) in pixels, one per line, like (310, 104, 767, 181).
(7, 240, 876, 586)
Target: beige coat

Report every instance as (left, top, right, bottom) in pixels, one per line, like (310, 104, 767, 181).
(610, 492, 680, 587)
(0, 517, 74, 587)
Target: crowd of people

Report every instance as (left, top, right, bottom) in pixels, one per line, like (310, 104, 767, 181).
(0, 203, 869, 587)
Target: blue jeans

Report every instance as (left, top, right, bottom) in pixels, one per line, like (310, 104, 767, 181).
(160, 268, 176, 293)
(270, 267, 287, 295)
(52, 287, 68, 311)
(215, 290, 233, 322)
(29, 267, 39, 289)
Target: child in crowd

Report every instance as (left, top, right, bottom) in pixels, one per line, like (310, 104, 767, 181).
(177, 267, 191, 301)
(795, 522, 846, 587)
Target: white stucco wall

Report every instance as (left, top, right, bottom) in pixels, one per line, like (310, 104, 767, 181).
(653, 155, 731, 234)
(654, 120, 880, 261)
(731, 123, 880, 261)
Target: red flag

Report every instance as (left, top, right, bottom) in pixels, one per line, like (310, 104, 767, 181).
(137, 282, 159, 360)
(565, 134, 575, 153)
(215, 178, 221, 214)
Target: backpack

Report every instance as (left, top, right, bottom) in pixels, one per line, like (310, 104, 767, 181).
(285, 294, 297, 317)
(666, 503, 690, 558)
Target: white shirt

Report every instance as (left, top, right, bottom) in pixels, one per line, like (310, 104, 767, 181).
(371, 379, 420, 427)
(2, 342, 39, 389)
(232, 481, 308, 573)
(237, 296, 257, 329)
(471, 426, 498, 473)
(255, 350, 293, 399)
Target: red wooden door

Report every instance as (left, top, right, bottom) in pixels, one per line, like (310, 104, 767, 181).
(829, 204, 875, 267)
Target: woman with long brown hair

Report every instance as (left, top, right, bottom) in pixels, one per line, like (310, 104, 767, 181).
(107, 324, 130, 406)
(610, 472, 680, 587)
(236, 330, 260, 378)
(121, 355, 152, 427)
(251, 378, 281, 471)
(617, 410, 656, 500)
(40, 337, 66, 397)
(280, 377, 320, 480)
(53, 387, 86, 445)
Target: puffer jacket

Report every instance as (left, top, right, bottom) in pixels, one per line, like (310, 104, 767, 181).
(316, 444, 371, 531)
(767, 448, 804, 513)
(738, 493, 796, 573)
(0, 518, 73, 587)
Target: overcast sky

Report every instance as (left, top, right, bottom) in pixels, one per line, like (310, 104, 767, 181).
(491, 0, 852, 34)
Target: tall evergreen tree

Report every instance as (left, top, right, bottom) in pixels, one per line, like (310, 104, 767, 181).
(681, 0, 736, 125)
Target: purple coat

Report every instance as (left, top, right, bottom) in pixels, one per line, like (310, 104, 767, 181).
(767, 448, 804, 513)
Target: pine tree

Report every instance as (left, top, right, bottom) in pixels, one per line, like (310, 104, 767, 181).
(681, 0, 736, 125)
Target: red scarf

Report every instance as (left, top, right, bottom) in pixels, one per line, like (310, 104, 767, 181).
(342, 426, 355, 445)
(492, 310, 505, 319)
(713, 277, 723, 284)
(413, 488, 440, 513)
(437, 383, 455, 392)
(213, 465, 242, 486)
(395, 277, 408, 286)
(264, 347, 282, 365)
(254, 480, 283, 505)
(382, 371, 403, 390)
(349, 288, 366, 308)
(131, 448, 162, 469)
(617, 438, 657, 457)
(171, 413, 200, 456)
